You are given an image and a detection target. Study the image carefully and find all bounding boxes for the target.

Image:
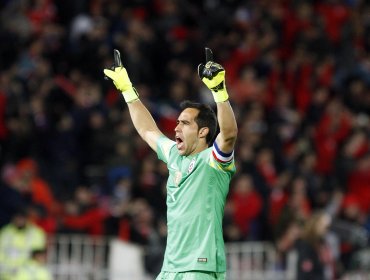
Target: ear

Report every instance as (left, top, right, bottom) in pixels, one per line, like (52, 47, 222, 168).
(198, 127, 209, 139)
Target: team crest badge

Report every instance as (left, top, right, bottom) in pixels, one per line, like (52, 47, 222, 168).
(187, 158, 196, 174)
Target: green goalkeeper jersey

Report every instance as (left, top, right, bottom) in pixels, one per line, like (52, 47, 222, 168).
(156, 136, 236, 272)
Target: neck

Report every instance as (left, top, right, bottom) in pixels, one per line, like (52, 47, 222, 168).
(189, 142, 208, 156)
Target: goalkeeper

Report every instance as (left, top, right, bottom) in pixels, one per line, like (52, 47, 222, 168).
(104, 48, 238, 280)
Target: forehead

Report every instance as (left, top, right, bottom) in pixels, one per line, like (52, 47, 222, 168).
(178, 108, 199, 122)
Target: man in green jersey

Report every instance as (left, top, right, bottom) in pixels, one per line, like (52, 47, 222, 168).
(104, 48, 238, 280)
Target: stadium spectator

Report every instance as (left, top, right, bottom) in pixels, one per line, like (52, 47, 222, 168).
(0, 0, 369, 278)
(0, 208, 46, 280)
(16, 158, 61, 216)
(295, 211, 338, 280)
(0, 165, 28, 228)
(14, 248, 52, 280)
(60, 185, 109, 235)
(224, 174, 262, 241)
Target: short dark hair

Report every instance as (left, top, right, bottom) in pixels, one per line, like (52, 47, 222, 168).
(180, 100, 217, 145)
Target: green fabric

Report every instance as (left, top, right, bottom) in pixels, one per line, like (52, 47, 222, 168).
(156, 271, 226, 280)
(156, 136, 235, 272)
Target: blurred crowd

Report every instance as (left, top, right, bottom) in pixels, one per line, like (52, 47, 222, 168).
(0, 0, 370, 278)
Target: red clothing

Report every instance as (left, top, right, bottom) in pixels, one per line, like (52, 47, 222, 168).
(269, 190, 289, 226)
(347, 170, 370, 213)
(230, 77, 267, 105)
(31, 216, 57, 234)
(17, 158, 61, 215)
(31, 178, 59, 214)
(27, 0, 56, 32)
(294, 63, 314, 114)
(280, 6, 312, 59)
(316, 3, 350, 44)
(314, 112, 351, 174)
(317, 61, 334, 88)
(62, 207, 108, 236)
(230, 191, 262, 236)
(224, 46, 260, 87)
(257, 162, 278, 188)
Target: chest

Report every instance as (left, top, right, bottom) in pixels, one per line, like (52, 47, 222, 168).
(170, 155, 198, 181)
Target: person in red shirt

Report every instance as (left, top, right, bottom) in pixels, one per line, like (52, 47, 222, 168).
(314, 98, 351, 175)
(224, 174, 262, 241)
(61, 186, 108, 236)
(16, 158, 61, 217)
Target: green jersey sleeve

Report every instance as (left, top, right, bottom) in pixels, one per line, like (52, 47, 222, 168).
(156, 135, 176, 164)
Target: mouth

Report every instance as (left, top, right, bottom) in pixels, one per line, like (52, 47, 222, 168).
(175, 136, 184, 150)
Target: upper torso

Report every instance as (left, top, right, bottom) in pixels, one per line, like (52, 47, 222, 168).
(156, 136, 235, 272)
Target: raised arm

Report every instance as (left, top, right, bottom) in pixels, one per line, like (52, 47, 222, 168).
(215, 101, 238, 153)
(103, 50, 163, 152)
(198, 48, 238, 153)
(127, 100, 163, 151)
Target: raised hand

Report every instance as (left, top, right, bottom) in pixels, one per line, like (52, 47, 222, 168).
(103, 49, 139, 103)
(198, 48, 228, 102)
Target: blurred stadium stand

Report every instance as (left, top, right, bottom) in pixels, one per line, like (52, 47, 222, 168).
(1, 0, 370, 279)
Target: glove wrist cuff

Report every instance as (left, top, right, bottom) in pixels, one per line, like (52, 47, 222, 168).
(212, 88, 229, 103)
(122, 87, 139, 103)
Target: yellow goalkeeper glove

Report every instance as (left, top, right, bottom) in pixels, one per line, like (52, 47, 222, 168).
(103, 49, 139, 103)
(198, 47, 229, 103)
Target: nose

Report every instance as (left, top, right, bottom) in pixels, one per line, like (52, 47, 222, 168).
(174, 123, 180, 132)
